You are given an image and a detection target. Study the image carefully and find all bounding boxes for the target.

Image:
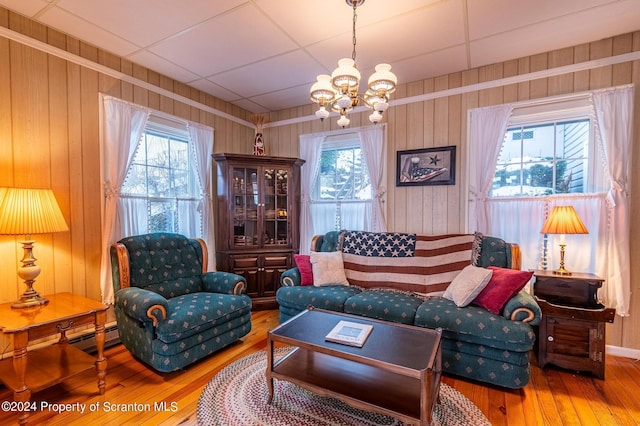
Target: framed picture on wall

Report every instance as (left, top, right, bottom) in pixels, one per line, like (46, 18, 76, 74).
(396, 146, 456, 186)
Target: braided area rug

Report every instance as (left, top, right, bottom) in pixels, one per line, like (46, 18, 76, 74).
(197, 348, 491, 426)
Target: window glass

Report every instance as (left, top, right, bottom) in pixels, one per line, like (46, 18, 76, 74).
(122, 123, 200, 234)
(491, 118, 602, 197)
(315, 146, 371, 201)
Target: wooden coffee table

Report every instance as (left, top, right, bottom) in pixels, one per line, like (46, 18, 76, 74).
(266, 307, 442, 425)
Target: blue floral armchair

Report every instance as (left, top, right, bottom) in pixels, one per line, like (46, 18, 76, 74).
(110, 232, 252, 372)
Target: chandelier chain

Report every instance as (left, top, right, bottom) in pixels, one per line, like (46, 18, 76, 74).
(351, 1, 357, 62)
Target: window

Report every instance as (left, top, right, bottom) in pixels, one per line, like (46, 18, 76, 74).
(121, 116, 202, 235)
(315, 145, 371, 201)
(311, 134, 373, 233)
(490, 107, 608, 198)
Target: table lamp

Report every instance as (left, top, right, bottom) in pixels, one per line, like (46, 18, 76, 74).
(540, 205, 588, 276)
(0, 187, 69, 308)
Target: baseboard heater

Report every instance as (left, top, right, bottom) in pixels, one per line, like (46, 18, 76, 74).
(68, 324, 121, 353)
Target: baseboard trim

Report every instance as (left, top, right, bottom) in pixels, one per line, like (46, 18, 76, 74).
(607, 344, 640, 360)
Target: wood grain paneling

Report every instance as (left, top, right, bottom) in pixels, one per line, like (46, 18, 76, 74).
(0, 5, 638, 353)
(266, 32, 640, 352)
(0, 7, 254, 312)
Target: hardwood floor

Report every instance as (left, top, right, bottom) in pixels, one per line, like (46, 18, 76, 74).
(1, 309, 639, 425)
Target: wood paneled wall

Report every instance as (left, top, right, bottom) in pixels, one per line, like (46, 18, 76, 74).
(0, 8, 255, 306)
(264, 32, 640, 351)
(1, 6, 638, 352)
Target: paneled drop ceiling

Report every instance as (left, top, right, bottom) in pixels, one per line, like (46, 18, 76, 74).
(2, 0, 639, 113)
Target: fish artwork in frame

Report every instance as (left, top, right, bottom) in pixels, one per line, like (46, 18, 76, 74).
(396, 146, 456, 186)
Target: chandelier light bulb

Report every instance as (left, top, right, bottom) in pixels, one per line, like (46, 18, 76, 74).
(337, 93, 353, 110)
(337, 114, 350, 128)
(315, 106, 330, 121)
(331, 58, 361, 92)
(369, 110, 382, 124)
(310, 74, 337, 104)
(368, 63, 397, 94)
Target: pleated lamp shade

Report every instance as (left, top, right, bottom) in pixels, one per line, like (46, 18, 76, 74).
(540, 206, 588, 235)
(0, 187, 69, 236)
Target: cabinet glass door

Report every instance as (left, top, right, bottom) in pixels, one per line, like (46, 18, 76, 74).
(264, 168, 289, 246)
(232, 167, 259, 248)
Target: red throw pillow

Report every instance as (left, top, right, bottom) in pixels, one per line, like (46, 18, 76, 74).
(471, 267, 533, 314)
(294, 254, 314, 286)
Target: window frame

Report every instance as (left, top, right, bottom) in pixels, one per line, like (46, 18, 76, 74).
(489, 99, 606, 198)
(121, 114, 202, 235)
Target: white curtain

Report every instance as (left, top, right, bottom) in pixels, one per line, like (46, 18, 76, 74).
(359, 125, 387, 232)
(188, 122, 216, 271)
(469, 85, 634, 316)
(591, 85, 634, 316)
(298, 133, 325, 254)
(485, 194, 606, 273)
(120, 197, 148, 236)
(99, 96, 150, 304)
(468, 105, 513, 232)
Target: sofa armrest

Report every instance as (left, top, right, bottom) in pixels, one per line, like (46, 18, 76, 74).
(202, 272, 247, 295)
(502, 290, 542, 325)
(280, 267, 302, 287)
(114, 287, 168, 327)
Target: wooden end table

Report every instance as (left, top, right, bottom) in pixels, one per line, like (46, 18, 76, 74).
(0, 292, 108, 425)
(267, 308, 442, 425)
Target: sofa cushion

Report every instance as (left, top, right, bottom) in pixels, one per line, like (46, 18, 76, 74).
(310, 251, 349, 286)
(276, 285, 362, 313)
(343, 289, 424, 325)
(155, 292, 252, 344)
(443, 264, 493, 307)
(414, 297, 535, 352)
(294, 254, 314, 286)
(472, 267, 533, 314)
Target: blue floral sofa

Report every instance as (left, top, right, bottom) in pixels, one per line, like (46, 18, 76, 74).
(110, 233, 252, 372)
(276, 230, 541, 389)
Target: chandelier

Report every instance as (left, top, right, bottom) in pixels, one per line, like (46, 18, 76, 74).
(310, 0, 397, 127)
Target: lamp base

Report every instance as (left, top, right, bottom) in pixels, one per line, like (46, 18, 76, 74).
(12, 290, 49, 309)
(552, 267, 572, 276)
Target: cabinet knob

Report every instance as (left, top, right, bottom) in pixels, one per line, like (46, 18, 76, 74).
(547, 336, 554, 342)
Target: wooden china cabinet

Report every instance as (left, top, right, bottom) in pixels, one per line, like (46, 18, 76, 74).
(213, 153, 304, 310)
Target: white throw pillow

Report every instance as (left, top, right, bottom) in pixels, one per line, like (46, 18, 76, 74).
(310, 251, 350, 286)
(443, 264, 493, 307)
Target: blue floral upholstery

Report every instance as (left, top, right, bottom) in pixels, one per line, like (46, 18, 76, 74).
(276, 285, 362, 323)
(110, 233, 252, 372)
(277, 231, 542, 389)
(343, 289, 424, 325)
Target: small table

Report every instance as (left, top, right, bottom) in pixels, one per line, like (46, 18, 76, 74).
(267, 308, 442, 426)
(0, 292, 108, 425)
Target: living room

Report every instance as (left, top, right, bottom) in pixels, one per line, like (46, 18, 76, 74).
(1, 1, 639, 424)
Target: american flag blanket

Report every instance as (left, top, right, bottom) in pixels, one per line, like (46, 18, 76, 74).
(341, 230, 475, 295)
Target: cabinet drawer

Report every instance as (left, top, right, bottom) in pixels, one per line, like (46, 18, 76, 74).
(533, 271, 603, 308)
(263, 255, 290, 268)
(231, 256, 259, 269)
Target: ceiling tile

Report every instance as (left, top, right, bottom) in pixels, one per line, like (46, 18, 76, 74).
(38, 6, 139, 56)
(468, 0, 622, 40)
(126, 50, 200, 83)
(188, 79, 241, 103)
(470, 0, 640, 69)
(54, 0, 247, 47)
(208, 50, 320, 98)
(148, 3, 298, 76)
(249, 84, 311, 112)
(392, 46, 469, 86)
(0, 0, 49, 17)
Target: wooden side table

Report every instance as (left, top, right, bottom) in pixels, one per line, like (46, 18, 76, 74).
(0, 292, 108, 425)
(532, 271, 615, 379)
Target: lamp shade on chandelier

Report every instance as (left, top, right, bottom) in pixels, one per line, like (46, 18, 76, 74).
(310, 0, 397, 127)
